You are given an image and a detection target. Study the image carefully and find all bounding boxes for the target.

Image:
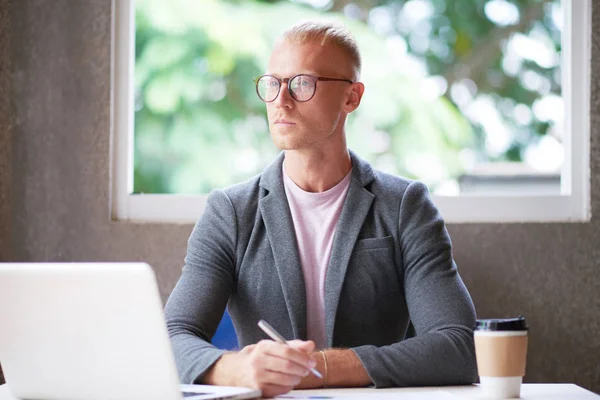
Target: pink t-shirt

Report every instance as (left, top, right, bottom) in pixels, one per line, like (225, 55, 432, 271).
(283, 166, 352, 349)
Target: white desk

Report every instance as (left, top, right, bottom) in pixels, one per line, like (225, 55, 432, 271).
(281, 384, 599, 399)
(0, 383, 598, 399)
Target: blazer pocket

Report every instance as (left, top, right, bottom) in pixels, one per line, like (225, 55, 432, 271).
(354, 235, 394, 251)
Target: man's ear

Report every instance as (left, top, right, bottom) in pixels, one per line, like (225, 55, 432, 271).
(343, 82, 365, 113)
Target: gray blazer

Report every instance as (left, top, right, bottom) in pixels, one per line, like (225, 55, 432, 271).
(165, 151, 477, 388)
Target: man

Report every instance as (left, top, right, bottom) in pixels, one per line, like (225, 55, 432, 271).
(165, 21, 477, 398)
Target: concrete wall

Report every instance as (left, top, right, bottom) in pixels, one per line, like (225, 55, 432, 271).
(0, 0, 598, 392)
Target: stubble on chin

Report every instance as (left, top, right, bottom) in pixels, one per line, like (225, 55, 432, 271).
(270, 129, 307, 151)
(271, 134, 300, 151)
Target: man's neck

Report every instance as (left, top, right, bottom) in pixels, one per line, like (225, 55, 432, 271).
(283, 148, 352, 193)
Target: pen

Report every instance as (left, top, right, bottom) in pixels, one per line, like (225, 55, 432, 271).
(257, 319, 323, 379)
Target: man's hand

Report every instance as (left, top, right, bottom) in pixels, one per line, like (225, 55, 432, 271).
(203, 339, 317, 398)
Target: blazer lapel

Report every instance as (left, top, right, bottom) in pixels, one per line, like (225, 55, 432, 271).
(324, 152, 375, 347)
(259, 153, 307, 340)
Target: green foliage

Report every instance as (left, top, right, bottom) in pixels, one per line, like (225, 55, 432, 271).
(133, 0, 560, 194)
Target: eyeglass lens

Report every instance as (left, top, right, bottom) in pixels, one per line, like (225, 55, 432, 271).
(256, 75, 316, 102)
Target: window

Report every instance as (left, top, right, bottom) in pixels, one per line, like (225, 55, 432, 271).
(112, 0, 590, 223)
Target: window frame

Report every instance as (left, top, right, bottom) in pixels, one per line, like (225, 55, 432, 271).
(111, 0, 591, 224)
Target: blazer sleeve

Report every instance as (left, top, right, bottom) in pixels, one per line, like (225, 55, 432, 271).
(164, 189, 237, 384)
(352, 180, 478, 387)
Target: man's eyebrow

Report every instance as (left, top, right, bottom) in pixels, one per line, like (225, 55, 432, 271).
(264, 70, 322, 78)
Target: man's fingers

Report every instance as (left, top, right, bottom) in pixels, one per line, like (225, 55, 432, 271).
(257, 340, 316, 371)
(288, 339, 316, 353)
(258, 367, 303, 386)
(260, 353, 313, 378)
(235, 341, 319, 396)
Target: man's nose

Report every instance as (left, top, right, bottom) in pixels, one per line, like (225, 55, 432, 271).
(274, 82, 294, 109)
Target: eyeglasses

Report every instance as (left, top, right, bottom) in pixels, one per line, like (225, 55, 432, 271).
(254, 74, 353, 103)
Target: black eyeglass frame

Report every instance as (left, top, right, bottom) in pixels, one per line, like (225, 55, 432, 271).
(254, 74, 354, 103)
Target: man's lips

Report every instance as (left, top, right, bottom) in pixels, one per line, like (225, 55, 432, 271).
(274, 119, 296, 125)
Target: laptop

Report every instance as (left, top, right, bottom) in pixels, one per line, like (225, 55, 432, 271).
(0, 263, 260, 400)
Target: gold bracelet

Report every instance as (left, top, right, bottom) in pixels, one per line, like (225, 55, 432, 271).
(319, 350, 328, 387)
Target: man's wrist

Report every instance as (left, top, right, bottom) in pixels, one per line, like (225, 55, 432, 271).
(318, 349, 372, 387)
(202, 352, 237, 386)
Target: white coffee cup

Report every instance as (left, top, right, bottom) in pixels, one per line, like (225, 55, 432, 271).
(474, 317, 528, 399)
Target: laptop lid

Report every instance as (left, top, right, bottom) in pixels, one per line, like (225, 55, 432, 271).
(0, 263, 259, 400)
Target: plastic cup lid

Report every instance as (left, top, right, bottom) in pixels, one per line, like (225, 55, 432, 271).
(475, 316, 528, 331)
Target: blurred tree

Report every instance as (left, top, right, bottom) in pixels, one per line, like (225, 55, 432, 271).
(134, 0, 561, 194)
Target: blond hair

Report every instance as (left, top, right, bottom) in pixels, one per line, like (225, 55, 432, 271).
(281, 21, 361, 80)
